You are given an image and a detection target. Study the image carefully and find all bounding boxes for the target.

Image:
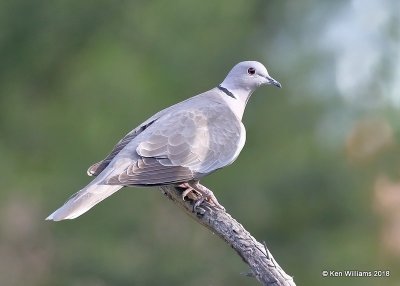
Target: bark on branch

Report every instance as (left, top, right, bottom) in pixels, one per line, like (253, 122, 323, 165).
(159, 185, 296, 286)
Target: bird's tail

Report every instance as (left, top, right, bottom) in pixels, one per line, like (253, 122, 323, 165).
(46, 182, 123, 221)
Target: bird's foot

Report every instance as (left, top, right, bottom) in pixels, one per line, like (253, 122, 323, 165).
(178, 182, 225, 212)
(187, 181, 225, 212)
(178, 183, 202, 212)
(179, 183, 199, 201)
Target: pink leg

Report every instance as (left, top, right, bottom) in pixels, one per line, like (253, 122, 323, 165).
(179, 182, 195, 200)
(187, 181, 225, 211)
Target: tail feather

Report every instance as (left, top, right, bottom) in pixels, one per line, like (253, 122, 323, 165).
(46, 183, 123, 221)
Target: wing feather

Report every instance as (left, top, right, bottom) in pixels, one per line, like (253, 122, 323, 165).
(106, 157, 193, 185)
(87, 119, 158, 176)
(103, 104, 242, 186)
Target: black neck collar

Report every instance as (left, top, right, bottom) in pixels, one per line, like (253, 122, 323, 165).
(218, 85, 236, 99)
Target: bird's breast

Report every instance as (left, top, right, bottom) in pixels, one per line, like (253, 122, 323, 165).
(230, 122, 246, 163)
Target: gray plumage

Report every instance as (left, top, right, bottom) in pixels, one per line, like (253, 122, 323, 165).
(46, 61, 281, 221)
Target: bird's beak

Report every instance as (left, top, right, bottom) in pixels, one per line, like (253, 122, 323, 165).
(265, 75, 282, 88)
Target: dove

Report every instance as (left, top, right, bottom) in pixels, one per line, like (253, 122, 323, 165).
(46, 61, 281, 221)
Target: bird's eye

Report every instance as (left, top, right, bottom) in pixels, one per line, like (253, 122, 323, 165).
(247, 67, 256, 75)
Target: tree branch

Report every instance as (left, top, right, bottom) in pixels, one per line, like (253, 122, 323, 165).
(159, 185, 296, 286)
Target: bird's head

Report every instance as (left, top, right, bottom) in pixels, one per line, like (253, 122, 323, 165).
(221, 61, 281, 91)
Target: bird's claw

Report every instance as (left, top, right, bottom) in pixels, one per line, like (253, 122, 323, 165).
(181, 188, 193, 201)
(193, 197, 205, 212)
(192, 195, 225, 212)
(179, 181, 225, 213)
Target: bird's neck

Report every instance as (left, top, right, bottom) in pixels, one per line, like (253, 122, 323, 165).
(217, 85, 253, 120)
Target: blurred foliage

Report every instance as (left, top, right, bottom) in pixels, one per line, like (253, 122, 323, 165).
(0, 0, 399, 285)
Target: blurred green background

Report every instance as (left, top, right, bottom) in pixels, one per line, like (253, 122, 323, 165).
(1, 0, 399, 285)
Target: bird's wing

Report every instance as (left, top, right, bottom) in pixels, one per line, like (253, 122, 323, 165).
(87, 119, 157, 176)
(86, 92, 215, 177)
(104, 103, 243, 186)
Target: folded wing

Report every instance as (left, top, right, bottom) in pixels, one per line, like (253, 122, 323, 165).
(104, 104, 242, 186)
